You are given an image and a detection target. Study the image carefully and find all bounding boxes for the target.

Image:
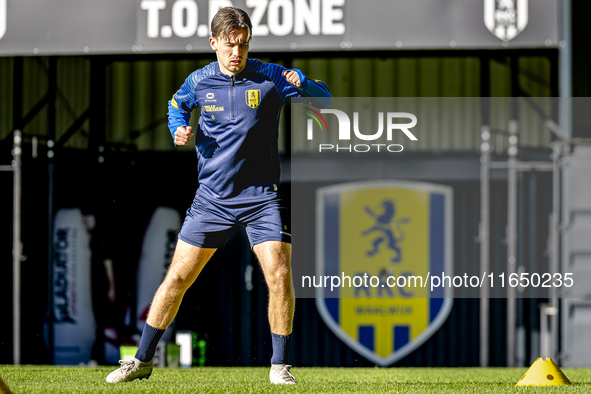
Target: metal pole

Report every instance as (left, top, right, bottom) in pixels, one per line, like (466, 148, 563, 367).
(556, 0, 572, 363)
(559, 0, 572, 141)
(540, 304, 550, 358)
(479, 53, 490, 366)
(516, 171, 525, 367)
(480, 125, 491, 368)
(13, 130, 22, 365)
(507, 118, 518, 368)
(550, 142, 562, 361)
(47, 56, 57, 365)
(528, 172, 540, 364)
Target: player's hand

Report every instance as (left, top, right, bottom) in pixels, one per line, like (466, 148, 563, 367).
(284, 71, 301, 87)
(175, 126, 194, 146)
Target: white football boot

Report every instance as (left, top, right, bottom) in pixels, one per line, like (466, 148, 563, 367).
(269, 364, 296, 385)
(106, 357, 153, 383)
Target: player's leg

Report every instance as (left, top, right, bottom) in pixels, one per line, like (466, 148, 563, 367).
(239, 195, 295, 384)
(145, 240, 215, 330)
(253, 240, 297, 385)
(106, 239, 215, 383)
(255, 241, 294, 335)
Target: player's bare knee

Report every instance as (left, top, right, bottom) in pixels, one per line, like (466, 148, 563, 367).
(266, 266, 290, 289)
(163, 272, 193, 291)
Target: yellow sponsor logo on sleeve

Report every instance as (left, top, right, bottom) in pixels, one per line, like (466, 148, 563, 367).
(171, 98, 179, 109)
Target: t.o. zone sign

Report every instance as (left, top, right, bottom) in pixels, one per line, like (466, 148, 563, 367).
(139, 0, 346, 40)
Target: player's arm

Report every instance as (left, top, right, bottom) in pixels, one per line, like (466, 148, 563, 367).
(257, 61, 331, 108)
(173, 125, 194, 146)
(282, 69, 332, 108)
(168, 97, 194, 146)
(167, 71, 200, 146)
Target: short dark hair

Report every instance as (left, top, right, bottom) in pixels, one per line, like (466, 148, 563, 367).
(211, 7, 252, 41)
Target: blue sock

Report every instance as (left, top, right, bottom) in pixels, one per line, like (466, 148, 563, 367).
(270, 333, 291, 365)
(135, 323, 166, 362)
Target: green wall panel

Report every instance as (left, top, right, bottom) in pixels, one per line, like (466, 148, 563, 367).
(0, 52, 555, 153)
(0, 58, 13, 142)
(21, 58, 49, 141)
(55, 57, 90, 149)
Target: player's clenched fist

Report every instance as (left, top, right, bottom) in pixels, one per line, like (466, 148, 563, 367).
(284, 71, 301, 87)
(175, 126, 194, 146)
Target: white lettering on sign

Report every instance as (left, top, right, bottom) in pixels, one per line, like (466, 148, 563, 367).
(172, 0, 198, 37)
(0, 0, 6, 40)
(141, 0, 344, 39)
(247, 0, 270, 36)
(294, 0, 320, 35)
(322, 0, 345, 35)
(141, 0, 166, 38)
(268, 0, 294, 36)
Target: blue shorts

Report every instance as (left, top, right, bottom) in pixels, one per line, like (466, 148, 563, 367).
(178, 190, 291, 250)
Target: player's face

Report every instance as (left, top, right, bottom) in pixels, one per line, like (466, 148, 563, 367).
(210, 28, 250, 76)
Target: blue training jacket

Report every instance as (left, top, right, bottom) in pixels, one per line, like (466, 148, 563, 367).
(168, 58, 332, 203)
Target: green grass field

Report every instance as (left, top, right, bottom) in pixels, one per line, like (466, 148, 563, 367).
(1, 365, 591, 393)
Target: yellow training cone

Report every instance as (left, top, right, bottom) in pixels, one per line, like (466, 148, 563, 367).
(0, 377, 12, 394)
(516, 357, 572, 387)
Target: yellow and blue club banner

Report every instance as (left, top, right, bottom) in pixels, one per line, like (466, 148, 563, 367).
(315, 180, 453, 366)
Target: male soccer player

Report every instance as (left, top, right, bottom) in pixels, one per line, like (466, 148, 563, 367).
(106, 6, 331, 385)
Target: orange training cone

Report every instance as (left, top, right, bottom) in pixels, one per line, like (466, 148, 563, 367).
(516, 357, 572, 387)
